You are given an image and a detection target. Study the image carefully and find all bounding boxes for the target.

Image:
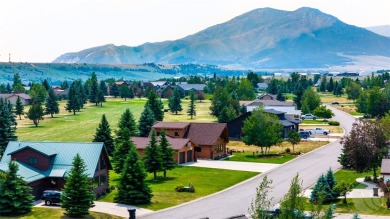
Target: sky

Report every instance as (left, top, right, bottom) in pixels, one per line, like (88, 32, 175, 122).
(0, 0, 389, 63)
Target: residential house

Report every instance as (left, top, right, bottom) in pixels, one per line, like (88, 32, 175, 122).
(132, 136, 196, 164)
(0, 93, 32, 105)
(227, 109, 299, 139)
(0, 141, 111, 200)
(257, 93, 276, 100)
(381, 159, 390, 183)
(241, 100, 301, 117)
(176, 84, 206, 96)
(160, 85, 175, 98)
(152, 122, 229, 160)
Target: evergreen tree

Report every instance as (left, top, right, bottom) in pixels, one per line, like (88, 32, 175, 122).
(61, 154, 95, 217)
(93, 114, 114, 156)
(12, 73, 22, 90)
(66, 82, 80, 115)
(320, 75, 327, 92)
(159, 131, 176, 178)
(139, 105, 156, 137)
(277, 90, 285, 101)
(114, 143, 152, 204)
(99, 81, 107, 95)
(116, 108, 138, 138)
(0, 98, 17, 156)
(27, 103, 44, 127)
(147, 90, 164, 121)
(310, 174, 334, 203)
(120, 85, 131, 101)
(113, 128, 134, 173)
(15, 95, 24, 120)
(129, 86, 135, 99)
(110, 83, 120, 98)
(75, 80, 87, 108)
(210, 85, 230, 117)
(168, 87, 183, 115)
(144, 130, 162, 180)
(327, 77, 334, 92)
(0, 161, 33, 216)
(6, 83, 12, 93)
(97, 89, 105, 107)
(89, 72, 99, 105)
(45, 88, 59, 118)
(42, 79, 50, 91)
(218, 105, 238, 123)
(187, 90, 196, 119)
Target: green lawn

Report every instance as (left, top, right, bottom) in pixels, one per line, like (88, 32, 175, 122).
(99, 166, 258, 210)
(334, 169, 375, 188)
(225, 152, 295, 164)
(301, 120, 329, 125)
(16, 98, 215, 142)
(0, 207, 123, 219)
(304, 198, 390, 216)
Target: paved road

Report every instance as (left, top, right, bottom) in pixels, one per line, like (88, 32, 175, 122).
(181, 159, 280, 172)
(141, 106, 357, 219)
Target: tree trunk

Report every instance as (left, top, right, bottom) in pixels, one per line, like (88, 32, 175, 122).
(154, 171, 157, 180)
(175, 111, 178, 115)
(51, 113, 53, 118)
(95, 102, 98, 106)
(73, 109, 76, 115)
(19, 115, 21, 120)
(164, 170, 167, 178)
(373, 166, 378, 182)
(34, 120, 38, 127)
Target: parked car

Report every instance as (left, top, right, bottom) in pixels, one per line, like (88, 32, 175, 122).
(298, 131, 311, 139)
(41, 190, 62, 206)
(306, 127, 330, 135)
(331, 101, 339, 105)
(301, 114, 317, 120)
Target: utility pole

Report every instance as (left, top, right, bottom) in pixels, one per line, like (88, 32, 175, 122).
(9, 53, 11, 63)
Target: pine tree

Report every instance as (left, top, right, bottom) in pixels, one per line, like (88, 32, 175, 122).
(0, 161, 33, 216)
(75, 80, 87, 108)
(168, 87, 183, 115)
(218, 105, 238, 123)
(61, 154, 95, 217)
(27, 103, 44, 127)
(277, 90, 285, 101)
(147, 90, 164, 121)
(159, 131, 176, 178)
(120, 85, 131, 101)
(327, 77, 334, 92)
(116, 108, 138, 138)
(187, 90, 196, 119)
(325, 168, 339, 198)
(45, 88, 59, 118)
(114, 144, 152, 205)
(310, 174, 334, 203)
(138, 105, 156, 137)
(0, 98, 17, 156)
(100, 81, 107, 95)
(144, 130, 162, 180)
(93, 114, 114, 156)
(113, 128, 134, 173)
(66, 82, 81, 115)
(15, 95, 24, 120)
(110, 83, 120, 98)
(42, 79, 50, 91)
(97, 89, 105, 107)
(89, 72, 99, 105)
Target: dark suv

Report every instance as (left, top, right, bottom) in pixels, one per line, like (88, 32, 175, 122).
(41, 190, 62, 206)
(298, 131, 311, 139)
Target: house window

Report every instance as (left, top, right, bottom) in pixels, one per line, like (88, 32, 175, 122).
(93, 176, 99, 188)
(156, 131, 160, 136)
(174, 132, 179, 136)
(195, 147, 201, 152)
(100, 174, 106, 185)
(28, 157, 38, 165)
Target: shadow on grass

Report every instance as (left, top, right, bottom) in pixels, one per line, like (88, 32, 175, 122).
(146, 176, 177, 184)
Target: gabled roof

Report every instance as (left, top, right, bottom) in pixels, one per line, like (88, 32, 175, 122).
(0, 93, 31, 100)
(247, 100, 294, 107)
(150, 81, 167, 86)
(285, 115, 300, 124)
(0, 141, 110, 179)
(153, 122, 191, 129)
(186, 123, 229, 146)
(132, 136, 194, 150)
(381, 159, 390, 174)
(264, 108, 285, 115)
(177, 84, 206, 91)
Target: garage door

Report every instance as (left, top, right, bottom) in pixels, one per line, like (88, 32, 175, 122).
(179, 152, 185, 164)
(187, 150, 193, 162)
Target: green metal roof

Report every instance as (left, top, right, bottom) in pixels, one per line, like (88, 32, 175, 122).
(0, 141, 107, 182)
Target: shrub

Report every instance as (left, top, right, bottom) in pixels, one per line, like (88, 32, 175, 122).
(364, 176, 372, 182)
(164, 109, 169, 112)
(328, 121, 340, 126)
(110, 185, 116, 190)
(285, 148, 291, 153)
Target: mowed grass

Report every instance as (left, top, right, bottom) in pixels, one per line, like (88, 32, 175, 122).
(334, 169, 375, 189)
(301, 120, 329, 125)
(318, 93, 353, 104)
(303, 198, 390, 215)
(99, 166, 258, 210)
(335, 104, 364, 116)
(16, 98, 215, 142)
(225, 141, 328, 163)
(0, 207, 123, 219)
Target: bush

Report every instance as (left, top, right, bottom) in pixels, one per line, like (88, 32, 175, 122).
(328, 121, 340, 126)
(164, 109, 169, 112)
(285, 148, 291, 153)
(110, 185, 116, 191)
(364, 176, 372, 182)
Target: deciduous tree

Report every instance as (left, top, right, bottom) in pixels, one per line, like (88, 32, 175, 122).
(30, 84, 47, 104)
(27, 103, 44, 127)
(301, 88, 321, 113)
(279, 174, 305, 218)
(313, 106, 334, 120)
(218, 105, 238, 123)
(287, 131, 301, 153)
(120, 85, 131, 101)
(249, 175, 273, 219)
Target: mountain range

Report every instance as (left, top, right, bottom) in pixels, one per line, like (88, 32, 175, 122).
(365, 25, 390, 37)
(53, 7, 390, 69)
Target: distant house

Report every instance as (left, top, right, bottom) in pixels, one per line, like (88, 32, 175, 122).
(241, 100, 301, 117)
(160, 85, 175, 98)
(132, 136, 196, 164)
(256, 83, 268, 91)
(257, 93, 276, 100)
(0, 141, 111, 200)
(0, 93, 32, 105)
(176, 84, 206, 96)
(227, 109, 299, 139)
(381, 159, 390, 183)
(152, 122, 229, 160)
